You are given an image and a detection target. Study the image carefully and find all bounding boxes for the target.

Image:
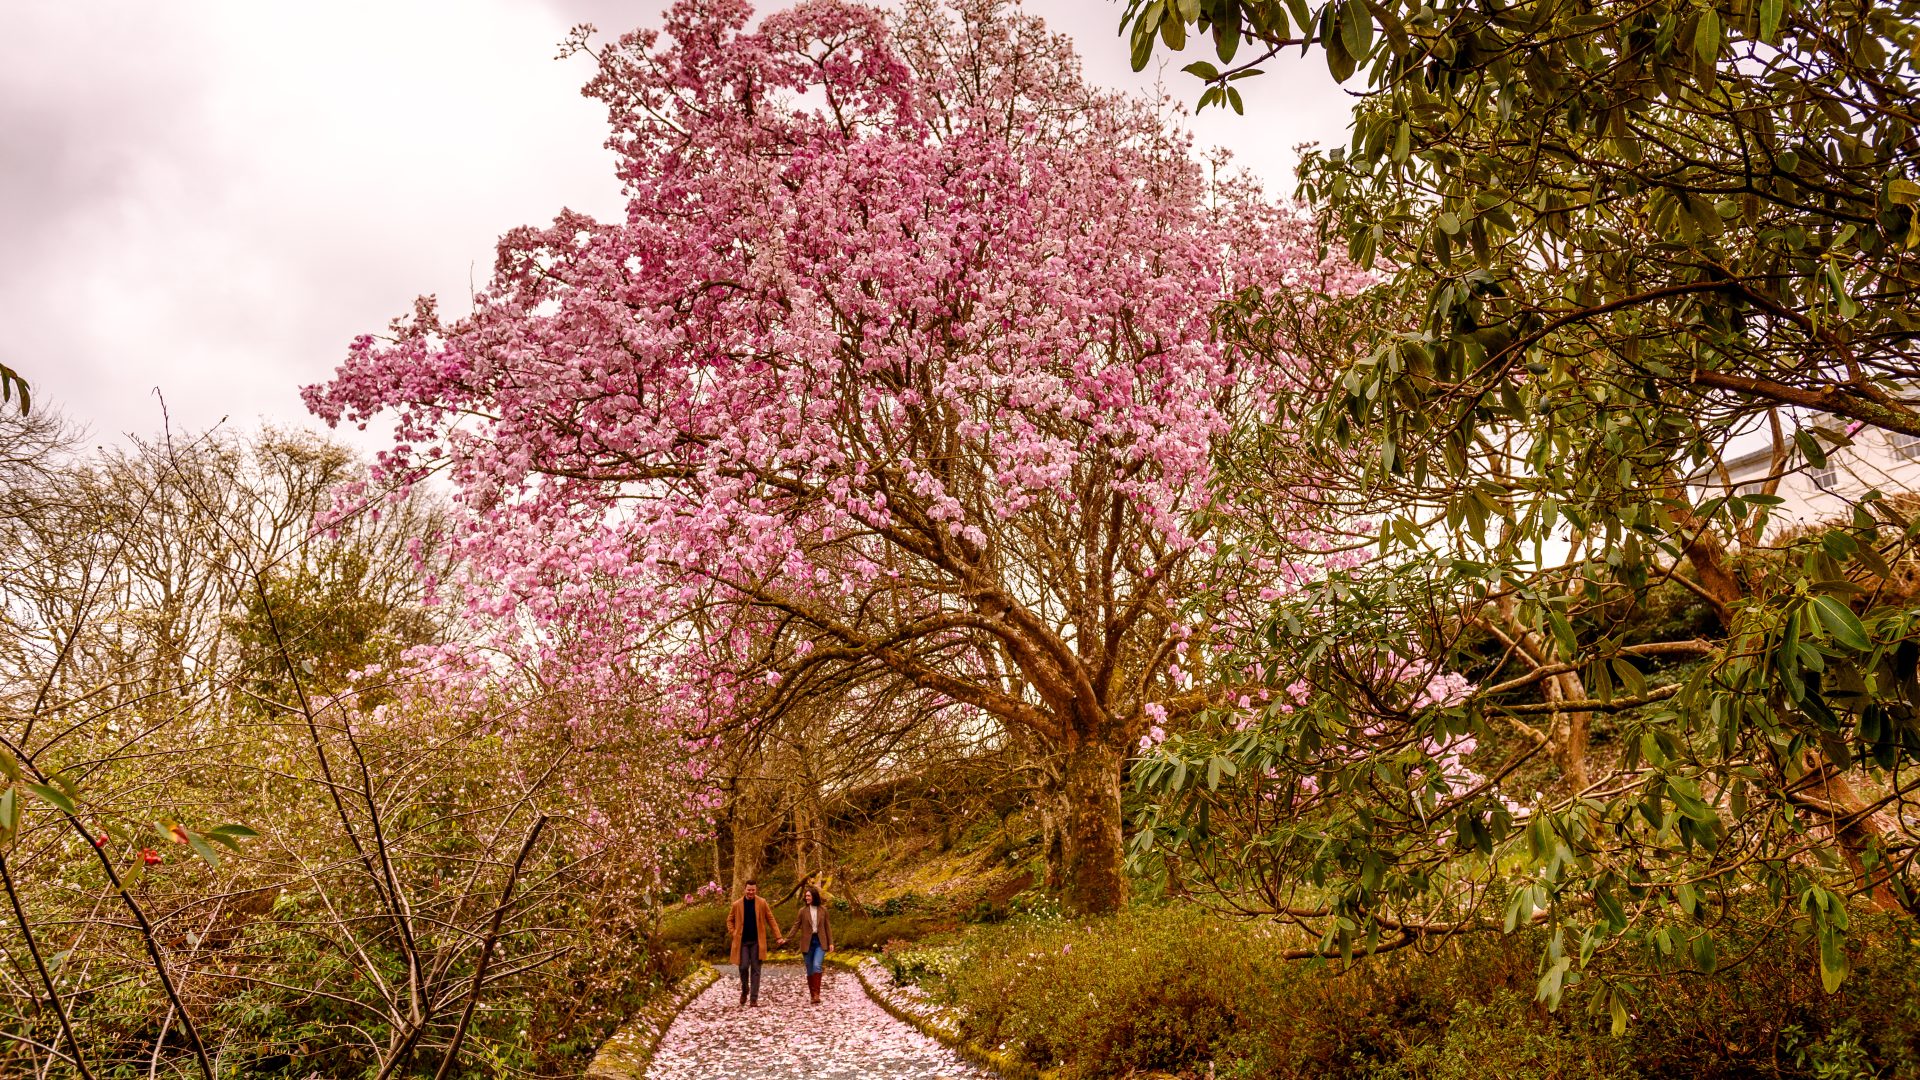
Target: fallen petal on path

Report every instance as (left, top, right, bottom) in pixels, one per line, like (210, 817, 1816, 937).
(645, 963, 990, 1080)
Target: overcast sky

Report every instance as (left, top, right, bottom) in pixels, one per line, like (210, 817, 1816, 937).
(0, 0, 1353, 448)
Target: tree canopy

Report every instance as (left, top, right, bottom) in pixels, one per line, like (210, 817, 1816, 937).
(307, 0, 1356, 914)
(1123, 0, 1920, 1017)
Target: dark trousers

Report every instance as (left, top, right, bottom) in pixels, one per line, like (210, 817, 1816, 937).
(737, 940, 762, 1002)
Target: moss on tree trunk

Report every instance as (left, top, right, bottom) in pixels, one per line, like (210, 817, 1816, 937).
(1058, 738, 1128, 916)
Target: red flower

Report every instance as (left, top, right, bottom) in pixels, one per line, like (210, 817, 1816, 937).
(139, 848, 161, 866)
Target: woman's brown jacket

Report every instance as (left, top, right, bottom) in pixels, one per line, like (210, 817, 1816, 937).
(785, 902, 833, 952)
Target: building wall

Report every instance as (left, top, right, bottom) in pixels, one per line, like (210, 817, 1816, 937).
(1708, 428, 1920, 535)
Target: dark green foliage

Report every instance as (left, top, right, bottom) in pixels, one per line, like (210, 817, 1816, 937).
(230, 549, 439, 709)
(1131, 0, 1920, 441)
(931, 906, 1920, 1079)
(658, 902, 733, 959)
(1383, 994, 1643, 1080)
(942, 906, 1279, 1078)
(1122, 0, 1920, 1001)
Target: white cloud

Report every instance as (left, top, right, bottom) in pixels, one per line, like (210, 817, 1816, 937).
(1, 1, 626, 443)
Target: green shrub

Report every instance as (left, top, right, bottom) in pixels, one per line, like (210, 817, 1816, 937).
(941, 905, 1298, 1077)
(883, 940, 966, 985)
(658, 901, 731, 959)
(1383, 992, 1642, 1080)
(835, 911, 956, 950)
(1610, 913, 1920, 1079)
(933, 903, 1920, 1080)
(940, 906, 1557, 1077)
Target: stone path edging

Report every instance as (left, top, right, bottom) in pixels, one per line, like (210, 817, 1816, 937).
(587, 962, 722, 1079)
(830, 954, 1038, 1080)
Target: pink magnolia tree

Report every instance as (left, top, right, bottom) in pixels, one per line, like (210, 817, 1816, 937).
(307, 0, 1352, 913)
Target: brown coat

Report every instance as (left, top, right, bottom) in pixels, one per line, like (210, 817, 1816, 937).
(727, 895, 783, 967)
(786, 902, 833, 953)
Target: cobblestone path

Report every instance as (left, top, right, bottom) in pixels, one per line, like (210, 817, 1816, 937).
(644, 964, 990, 1080)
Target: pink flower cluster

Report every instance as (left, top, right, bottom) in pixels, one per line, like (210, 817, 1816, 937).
(305, 0, 1363, 816)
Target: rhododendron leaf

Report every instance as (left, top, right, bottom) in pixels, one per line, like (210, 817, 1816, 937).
(1819, 924, 1849, 993)
(1212, 15, 1239, 62)
(1609, 657, 1646, 698)
(24, 783, 73, 816)
(1161, 10, 1186, 48)
(1693, 8, 1721, 66)
(1691, 930, 1717, 974)
(1339, 0, 1371, 59)
(1809, 595, 1869, 652)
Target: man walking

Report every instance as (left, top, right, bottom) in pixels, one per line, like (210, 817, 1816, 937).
(727, 879, 784, 1007)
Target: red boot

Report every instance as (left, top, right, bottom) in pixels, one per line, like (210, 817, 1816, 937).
(808, 971, 822, 1004)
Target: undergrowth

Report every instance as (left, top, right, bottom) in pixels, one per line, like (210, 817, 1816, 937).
(913, 904, 1920, 1080)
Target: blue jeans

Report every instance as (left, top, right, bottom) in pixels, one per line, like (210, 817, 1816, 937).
(805, 934, 825, 975)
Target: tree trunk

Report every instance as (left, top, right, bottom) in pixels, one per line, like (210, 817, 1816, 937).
(1015, 735, 1067, 890)
(1058, 738, 1128, 915)
(1545, 674, 1592, 793)
(1036, 796, 1065, 891)
(792, 728, 825, 884)
(792, 800, 809, 883)
(728, 779, 778, 897)
(1788, 751, 1913, 913)
(729, 810, 761, 896)
(791, 794, 824, 885)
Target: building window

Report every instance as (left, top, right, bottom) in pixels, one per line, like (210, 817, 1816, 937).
(1892, 430, 1920, 461)
(1809, 460, 1840, 490)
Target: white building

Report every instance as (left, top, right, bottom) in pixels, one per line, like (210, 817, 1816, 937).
(1703, 425, 1920, 534)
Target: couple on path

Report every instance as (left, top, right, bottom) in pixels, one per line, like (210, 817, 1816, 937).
(727, 880, 835, 1007)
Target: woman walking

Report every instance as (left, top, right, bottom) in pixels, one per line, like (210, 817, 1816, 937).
(786, 883, 834, 1005)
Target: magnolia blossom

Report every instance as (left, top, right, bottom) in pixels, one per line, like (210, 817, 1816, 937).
(305, 0, 1361, 906)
